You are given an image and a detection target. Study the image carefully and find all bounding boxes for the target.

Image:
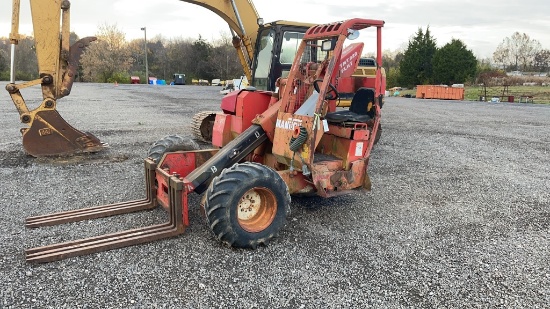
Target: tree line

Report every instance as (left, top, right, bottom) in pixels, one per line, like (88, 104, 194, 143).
(384, 27, 550, 89)
(1, 24, 549, 88)
(0, 24, 244, 84)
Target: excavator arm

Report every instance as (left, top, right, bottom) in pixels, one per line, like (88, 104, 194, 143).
(180, 0, 261, 81)
(6, 0, 105, 157)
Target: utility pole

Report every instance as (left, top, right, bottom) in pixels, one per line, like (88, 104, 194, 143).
(141, 27, 148, 84)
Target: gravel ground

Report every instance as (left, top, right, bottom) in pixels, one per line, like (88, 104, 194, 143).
(0, 82, 549, 308)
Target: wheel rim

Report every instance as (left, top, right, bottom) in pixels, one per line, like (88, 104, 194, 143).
(237, 187, 277, 233)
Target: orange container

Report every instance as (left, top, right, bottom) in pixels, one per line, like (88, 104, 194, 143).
(416, 85, 464, 100)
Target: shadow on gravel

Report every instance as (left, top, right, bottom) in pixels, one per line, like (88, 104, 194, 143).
(0, 149, 130, 167)
(0, 150, 34, 168)
(95, 129, 135, 136)
(292, 193, 359, 211)
(34, 152, 130, 166)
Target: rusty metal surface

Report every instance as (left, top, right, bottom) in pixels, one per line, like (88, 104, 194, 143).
(26, 199, 155, 228)
(5, 1, 104, 157)
(26, 160, 157, 228)
(6, 78, 106, 158)
(310, 159, 369, 197)
(21, 110, 106, 157)
(277, 170, 314, 194)
(156, 150, 219, 211)
(24, 160, 189, 263)
(59, 37, 97, 98)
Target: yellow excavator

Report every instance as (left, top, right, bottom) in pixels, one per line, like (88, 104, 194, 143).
(6, 0, 383, 156)
(6, 0, 106, 157)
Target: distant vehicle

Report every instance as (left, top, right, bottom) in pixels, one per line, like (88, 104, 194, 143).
(192, 79, 210, 86)
(173, 74, 186, 85)
(358, 58, 376, 66)
(220, 76, 249, 95)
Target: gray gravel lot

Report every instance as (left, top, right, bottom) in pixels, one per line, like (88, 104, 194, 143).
(1, 82, 549, 308)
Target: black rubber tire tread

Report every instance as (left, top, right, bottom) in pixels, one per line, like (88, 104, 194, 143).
(374, 123, 382, 145)
(191, 111, 217, 143)
(204, 162, 291, 249)
(146, 135, 200, 162)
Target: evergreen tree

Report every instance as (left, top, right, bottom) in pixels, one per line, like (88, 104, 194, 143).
(432, 39, 477, 85)
(398, 27, 437, 87)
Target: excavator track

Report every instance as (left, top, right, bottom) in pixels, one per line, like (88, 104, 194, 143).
(191, 111, 218, 143)
(24, 160, 187, 263)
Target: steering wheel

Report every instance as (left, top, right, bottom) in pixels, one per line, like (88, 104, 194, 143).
(313, 79, 339, 100)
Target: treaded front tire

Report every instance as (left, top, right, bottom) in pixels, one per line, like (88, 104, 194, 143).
(146, 135, 200, 162)
(204, 162, 291, 249)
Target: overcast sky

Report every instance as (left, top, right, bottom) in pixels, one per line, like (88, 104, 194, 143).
(2, 0, 549, 58)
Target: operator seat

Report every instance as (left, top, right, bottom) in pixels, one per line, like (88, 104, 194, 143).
(325, 87, 375, 124)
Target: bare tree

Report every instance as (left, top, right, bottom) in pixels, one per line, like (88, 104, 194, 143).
(492, 45, 510, 70)
(127, 38, 146, 76)
(493, 32, 541, 71)
(80, 23, 133, 82)
(0, 36, 37, 80)
(208, 31, 243, 80)
(211, 30, 233, 47)
(13, 36, 39, 80)
(165, 37, 194, 77)
(147, 36, 168, 80)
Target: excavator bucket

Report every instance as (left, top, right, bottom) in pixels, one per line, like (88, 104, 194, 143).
(15, 36, 107, 157)
(8, 0, 106, 157)
(5, 35, 107, 157)
(21, 110, 105, 157)
(25, 159, 188, 263)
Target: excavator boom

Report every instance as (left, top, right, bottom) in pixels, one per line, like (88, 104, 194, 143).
(180, 0, 261, 81)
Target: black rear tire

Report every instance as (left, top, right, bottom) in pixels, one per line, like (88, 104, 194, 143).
(204, 162, 291, 249)
(146, 135, 200, 162)
(374, 123, 382, 145)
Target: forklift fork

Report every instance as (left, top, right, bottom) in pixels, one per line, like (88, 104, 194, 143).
(25, 160, 188, 263)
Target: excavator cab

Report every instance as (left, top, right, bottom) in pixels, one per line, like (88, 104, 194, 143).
(251, 21, 312, 91)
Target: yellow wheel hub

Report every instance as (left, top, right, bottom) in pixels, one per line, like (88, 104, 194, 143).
(237, 187, 277, 232)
